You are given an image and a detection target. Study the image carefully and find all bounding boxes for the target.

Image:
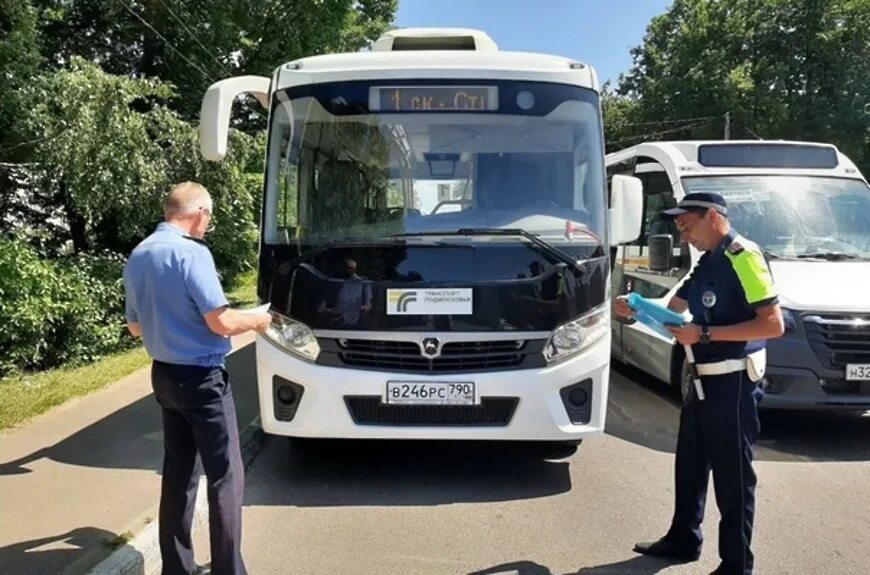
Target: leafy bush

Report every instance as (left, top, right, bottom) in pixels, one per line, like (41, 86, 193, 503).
(0, 238, 132, 376)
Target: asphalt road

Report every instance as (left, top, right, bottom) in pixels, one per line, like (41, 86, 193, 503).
(194, 363, 870, 574)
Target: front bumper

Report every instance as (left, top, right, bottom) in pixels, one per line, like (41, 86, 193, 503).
(254, 335, 610, 440)
(761, 336, 870, 410)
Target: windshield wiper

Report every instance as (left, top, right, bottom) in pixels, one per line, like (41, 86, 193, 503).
(796, 252, 859, 261)
(392, 228, 585, 271)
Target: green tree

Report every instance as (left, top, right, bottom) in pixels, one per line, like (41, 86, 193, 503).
(21, 58, 262, 284)
(32, 0, 397, 119)
(615, 0, 870, 174)
(601, 83, 640, 153)
(0, 0, 41, 159)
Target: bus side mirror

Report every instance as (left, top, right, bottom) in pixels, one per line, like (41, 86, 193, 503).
(200, 76, 270, 162)
(648, 234, 674, 271)
(609, 175, 643, 246)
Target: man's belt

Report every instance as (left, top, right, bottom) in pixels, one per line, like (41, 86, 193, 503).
(696, 350, 766, 378)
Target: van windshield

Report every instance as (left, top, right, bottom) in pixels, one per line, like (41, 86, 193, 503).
(682, 175, 870, 260)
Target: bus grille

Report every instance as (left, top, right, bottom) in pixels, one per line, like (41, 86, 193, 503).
(318, 338, 545, 374)
(344, 396, 519, 426)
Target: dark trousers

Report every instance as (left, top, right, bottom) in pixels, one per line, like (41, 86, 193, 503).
(151, 361, 247, 575)
(667, 370, 761, 575)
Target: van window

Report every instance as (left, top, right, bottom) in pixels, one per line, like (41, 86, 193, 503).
(618, 158, 690, 299)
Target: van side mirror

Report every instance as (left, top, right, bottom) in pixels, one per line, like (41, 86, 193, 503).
(648, 234, 674, 271)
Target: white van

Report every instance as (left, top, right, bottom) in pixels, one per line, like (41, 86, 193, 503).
(607, 140, 870, 409)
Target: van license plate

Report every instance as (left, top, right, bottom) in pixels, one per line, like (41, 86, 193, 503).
(845, 364, 870, 381)
(386, 382, 477, 405)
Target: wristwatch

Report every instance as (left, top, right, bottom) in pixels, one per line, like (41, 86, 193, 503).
(699, 325, 712, 344)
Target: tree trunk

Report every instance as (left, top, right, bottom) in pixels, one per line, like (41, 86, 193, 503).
(59, 180, 88, 253)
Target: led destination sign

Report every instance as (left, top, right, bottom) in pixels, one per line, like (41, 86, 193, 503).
(372, 86, 498, 111)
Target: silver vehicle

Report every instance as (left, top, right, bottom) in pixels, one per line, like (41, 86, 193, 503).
(607, 140, 870, 409)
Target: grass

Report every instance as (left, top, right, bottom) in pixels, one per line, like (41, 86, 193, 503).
(226, 269, 259, 308)
(0, 346, 150, 431)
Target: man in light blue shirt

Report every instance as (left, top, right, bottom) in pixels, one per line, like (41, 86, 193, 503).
(124, 182, 270, 575)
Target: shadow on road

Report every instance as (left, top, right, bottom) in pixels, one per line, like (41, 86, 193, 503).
(466, 555, 674, 574)
(244, 437, 574, 507)
(0, 526, 139, 575)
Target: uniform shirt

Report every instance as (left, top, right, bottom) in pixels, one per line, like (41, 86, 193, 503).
(675, 228, 778, 363)
(123, 222, 231, 367)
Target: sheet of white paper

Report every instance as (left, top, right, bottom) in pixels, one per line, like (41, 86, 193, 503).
(239, 303, 270, 315)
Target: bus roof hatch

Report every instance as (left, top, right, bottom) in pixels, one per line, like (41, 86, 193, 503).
(371, 28, 499, 52)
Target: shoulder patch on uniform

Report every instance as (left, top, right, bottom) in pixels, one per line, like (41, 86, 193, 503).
(726, 241, 744, 255)
(183, 235, 211, 248)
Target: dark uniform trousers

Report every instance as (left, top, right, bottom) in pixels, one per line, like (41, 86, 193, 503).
(151, 360, 247, 575)
(667, 369, 762, 575)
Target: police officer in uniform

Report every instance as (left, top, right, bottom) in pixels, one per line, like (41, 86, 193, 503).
(124, 182, 271, 575)
(614, 192, 784, 575)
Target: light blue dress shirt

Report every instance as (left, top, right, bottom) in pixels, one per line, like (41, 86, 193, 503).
(123, 222, 231, 366)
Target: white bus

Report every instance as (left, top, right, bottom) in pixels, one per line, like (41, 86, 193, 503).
(607, 140, 870, 409)
(200, 28, 642, 448)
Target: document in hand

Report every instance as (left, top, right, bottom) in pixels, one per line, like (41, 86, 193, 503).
(240, 303, 271, 315)
(626, 293, 685, 339)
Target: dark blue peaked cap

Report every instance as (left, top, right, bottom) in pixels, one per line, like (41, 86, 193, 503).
(662, 192, 728, 218)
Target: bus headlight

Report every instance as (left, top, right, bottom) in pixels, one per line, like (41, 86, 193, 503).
(545, 304, 610, 363)
(264, 312, 320, 362)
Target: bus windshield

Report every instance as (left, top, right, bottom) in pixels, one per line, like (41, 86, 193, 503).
(682, 175, 870, 260)
(263, 80, 606, 253)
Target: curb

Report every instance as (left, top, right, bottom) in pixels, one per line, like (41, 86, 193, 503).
(85, 418, 267, 575)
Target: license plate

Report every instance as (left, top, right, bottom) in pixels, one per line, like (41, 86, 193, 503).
(846, 364, 870, 381)
(385, 382, 477, 405)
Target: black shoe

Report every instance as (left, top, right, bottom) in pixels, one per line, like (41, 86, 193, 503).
(633, 537, 701, 562)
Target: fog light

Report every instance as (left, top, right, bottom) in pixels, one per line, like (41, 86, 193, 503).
(277, 385, 297, 404)
(568, 388, 588, 407)
(272, 376, 304, 422)
(560, 379, 593, 424)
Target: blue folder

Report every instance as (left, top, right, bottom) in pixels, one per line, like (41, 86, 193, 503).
(626, 293, 686, 339)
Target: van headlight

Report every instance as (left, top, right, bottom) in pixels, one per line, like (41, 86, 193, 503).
(545, 304, 610, 363)
(264, 312, 320, 361)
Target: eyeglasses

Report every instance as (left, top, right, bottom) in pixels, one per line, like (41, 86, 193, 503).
(201, 206, 215, 233)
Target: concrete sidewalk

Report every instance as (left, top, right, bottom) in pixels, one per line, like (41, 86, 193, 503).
(0, 334, 261, 575)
